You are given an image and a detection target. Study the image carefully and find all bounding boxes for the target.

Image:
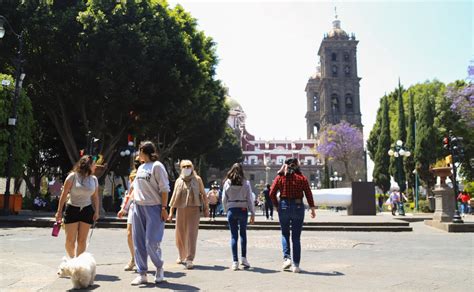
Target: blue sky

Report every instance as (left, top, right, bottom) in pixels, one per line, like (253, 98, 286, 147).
(169, 1, 472, 176)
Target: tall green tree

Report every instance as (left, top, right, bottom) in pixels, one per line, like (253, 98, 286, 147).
(367, 99, 382, 161)
(395, 80, 407, 192)
(404, 93, 416, 191)
(373, 96, 391, 193)
(205, 127, 243, 171)
(415, 95, 436, 190)
(0, 73, 34, 179)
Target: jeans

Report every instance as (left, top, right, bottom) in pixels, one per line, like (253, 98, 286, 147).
(265, 201, 273, 219)
(278, 199, 305, 266)
(227, 208, 248, 262)
(209, 204, 217, 218)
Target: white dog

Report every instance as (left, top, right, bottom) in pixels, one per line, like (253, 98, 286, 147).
(57, 252, 96, 289)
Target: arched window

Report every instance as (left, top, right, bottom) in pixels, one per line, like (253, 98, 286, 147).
(313, 123, 320, 137)
(313, 93, 319, 111)
(331, 94, 339, 113)
(345, 94, 353, 112)
(331, 52, 337, 61)
(332, 65, 338, 77)
(344, 52, 350, 61)
(344, 65, 350, 77)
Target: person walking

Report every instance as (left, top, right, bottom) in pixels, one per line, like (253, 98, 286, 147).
(389, 187, 400, 216)
(129, 141, 170, 285)
(262, 184, 273, 220)
(167, 160, 209, 270)
(457, 191, 471, 215)
(222, 163, 255, 271)
(117, 157, 142, 271)
(55, 155, 100, 258)
(207, 183, 220, 221)
(269, 158, 316, 273)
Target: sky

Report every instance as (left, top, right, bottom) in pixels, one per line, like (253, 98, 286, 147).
(168, 0, 472, 176)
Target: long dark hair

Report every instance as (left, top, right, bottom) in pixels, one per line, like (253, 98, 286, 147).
(139, 141, 159, 161)
(72, 155, 93, 177)
(226, 163, 245, 186)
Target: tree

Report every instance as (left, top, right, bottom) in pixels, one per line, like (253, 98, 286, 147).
(415, 95, 436, 190)
(0, 73, 34, 179)
(0, 1, 229, 177)
(372, 96, 391, 193)
(205, 127, 243, 170)
(317, 121, 364, 182)
(404, 93, 416, 191)
(395, 80, 407, 192)
(367, 99, 382, 161)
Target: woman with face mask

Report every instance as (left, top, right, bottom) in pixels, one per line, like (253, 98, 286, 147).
(168, 160, 209, 269)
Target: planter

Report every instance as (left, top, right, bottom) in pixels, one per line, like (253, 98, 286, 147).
(430, 167, 452, 185)
(430, 167, 454, 222)
(0, 194, 23, 214)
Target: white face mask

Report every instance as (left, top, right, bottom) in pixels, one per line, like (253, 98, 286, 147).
(182, 168, 193, 176)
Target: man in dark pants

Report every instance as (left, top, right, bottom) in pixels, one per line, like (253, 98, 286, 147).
(270, 158, 316, 273)
(262, 184, 273, 220)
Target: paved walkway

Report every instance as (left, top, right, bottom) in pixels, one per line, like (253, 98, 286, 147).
(0, 211, 473, 291)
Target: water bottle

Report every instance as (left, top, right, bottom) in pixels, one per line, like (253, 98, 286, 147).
(52, 221, 61, 237)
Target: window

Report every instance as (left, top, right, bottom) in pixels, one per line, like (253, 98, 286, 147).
(331, 52, 337, 61)
(344, 52, 350, 61)
(332, 65, 338, 77)
(310, 174, 316, 181)
(250, 174, 255, 181)
(307, 159, 312, 165)
(331, 94, 339, 113)
(344, 65, 350, 77)
(345, 94, 353, 112)
(313, 94, 319, 111)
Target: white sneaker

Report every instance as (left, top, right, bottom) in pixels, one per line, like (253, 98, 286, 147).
(241, 257, 250, 268)
(185, 261, 194, 269)
(231, 261, 239, 271)
(282, 258, 292, 270)
(131, 274, 147, 285)
(154, 268, 164, 283)
(291, 265, 301, 273)
(176, 258, 184, 264)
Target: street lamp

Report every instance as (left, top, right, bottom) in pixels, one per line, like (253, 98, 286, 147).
(388, 140, 411, 216)
(330, 171, 342, 188)
(1, 15, 24, 216)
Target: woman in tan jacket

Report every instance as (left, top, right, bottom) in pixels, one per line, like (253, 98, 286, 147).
(168, 160, 209, 269)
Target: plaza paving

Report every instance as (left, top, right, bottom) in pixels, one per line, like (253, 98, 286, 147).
(0, 211, 473, 291)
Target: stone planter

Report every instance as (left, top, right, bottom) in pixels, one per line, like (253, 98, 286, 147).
(430, 167, 454, 222)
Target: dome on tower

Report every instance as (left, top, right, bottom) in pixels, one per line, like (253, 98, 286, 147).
(327, 19, 349, 40)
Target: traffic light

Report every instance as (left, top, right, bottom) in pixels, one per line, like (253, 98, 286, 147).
(443, 137, 450, 150)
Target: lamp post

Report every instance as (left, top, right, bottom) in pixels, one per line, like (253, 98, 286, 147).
(264, 150, 270, 185)
(330, 171, 342, 188)
(1, 15, 24, 216)
(388, 140, 411, 216)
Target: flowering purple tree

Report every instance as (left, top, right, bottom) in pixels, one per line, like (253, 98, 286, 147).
(317, 121, 364, 182)
(445, 84, 474, 128)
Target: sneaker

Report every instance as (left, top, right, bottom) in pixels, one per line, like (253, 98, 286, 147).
(154, 268, 164, 283)
(282, 258, 292, 270)
(131, 274, 147, 285)
(124, 260, 135, 271)
(231, 261, 239, 271)
(241, 257, 250, 268)
(291, 265, 301, 273)
(176, 258, 184, 264)
(185, 261, 194, 269)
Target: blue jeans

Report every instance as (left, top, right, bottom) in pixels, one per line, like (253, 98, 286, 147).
(278, 199, 305, 266)
(227, 208, 248, 262)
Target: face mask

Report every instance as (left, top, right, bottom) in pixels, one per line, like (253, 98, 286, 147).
(183, 168, 193, 176)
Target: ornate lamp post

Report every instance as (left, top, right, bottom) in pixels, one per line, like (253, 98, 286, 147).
(388, 140, 411, 216)
(330, 171, 342, 188)
(1, 16, 24, 216)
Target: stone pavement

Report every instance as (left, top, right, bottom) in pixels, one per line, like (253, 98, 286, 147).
(0, 211, 473, 291)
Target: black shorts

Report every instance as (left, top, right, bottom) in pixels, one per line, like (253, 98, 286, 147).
(63, 204, 94, 225)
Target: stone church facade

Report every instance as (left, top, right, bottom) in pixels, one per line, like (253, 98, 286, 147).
(305, 16, 363, 138)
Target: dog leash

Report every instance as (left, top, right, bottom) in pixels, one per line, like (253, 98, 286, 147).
(86, 221, 97, 249)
